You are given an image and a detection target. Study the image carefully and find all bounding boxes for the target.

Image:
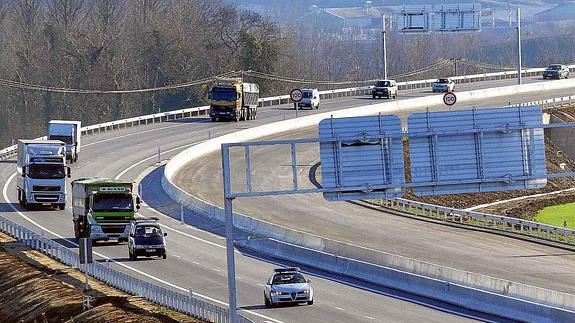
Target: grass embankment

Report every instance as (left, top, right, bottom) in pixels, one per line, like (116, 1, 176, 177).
(0, 232, 202, 322)
(535, 202, 575, 230)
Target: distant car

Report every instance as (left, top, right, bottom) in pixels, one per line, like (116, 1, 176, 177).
(372, 79, 398, 99)
(432, 78, 455, 92)
(264, 267, 313, 307)
(298, 88, 320, 109)
(128, 219, 167, 260)
(543, 64, 569, 79)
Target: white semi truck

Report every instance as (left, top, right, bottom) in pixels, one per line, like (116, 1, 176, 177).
(16, 140, 71, 210)
(47, 120, 81, 163)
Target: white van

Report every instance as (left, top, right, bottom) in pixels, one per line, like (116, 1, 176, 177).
(298, 88, 320, 109)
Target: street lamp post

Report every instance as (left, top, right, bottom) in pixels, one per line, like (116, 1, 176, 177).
(516, 7, 522, 85)
(382, 13, 388, 79)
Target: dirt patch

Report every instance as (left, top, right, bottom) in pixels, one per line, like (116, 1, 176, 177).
(0, 233, 203, 323)
(401, 106, 575, 221)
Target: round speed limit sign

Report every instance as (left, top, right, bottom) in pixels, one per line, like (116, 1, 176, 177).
(443, 92, 457, 106)
(290, 88, 304, 103)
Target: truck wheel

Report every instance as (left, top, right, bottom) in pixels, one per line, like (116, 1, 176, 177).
(162, 254, 167, 259)
(58, 204, 65, 211)
(372, 94, 376, 99)
(74, 154, 78, 163)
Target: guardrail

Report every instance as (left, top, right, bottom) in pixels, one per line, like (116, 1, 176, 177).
(380, 198, 575, 246)
(1, 64, 572, 162)
(0, 214, 251, 323)
(161, 79, 575, 319)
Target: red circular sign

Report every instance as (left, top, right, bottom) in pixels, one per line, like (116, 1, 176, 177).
(290, 88, 304, 103)
(443, 92, 457, 106)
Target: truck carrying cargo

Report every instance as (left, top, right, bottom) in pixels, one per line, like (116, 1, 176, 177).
(16, 140, 70, 210)
(47, 120, 81, 163)
(208, 78, 259, 122)
(71, 177, 140, 242)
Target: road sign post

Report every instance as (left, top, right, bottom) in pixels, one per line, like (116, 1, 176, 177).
(79, 238, 93, 291)
(222, 147, 238, 323)
(220, 106, 575, 321)
(290, 88, 303, 118)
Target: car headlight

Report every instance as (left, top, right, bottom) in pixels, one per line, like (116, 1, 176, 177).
(302, 288, 310, 294)
(135, 245, 145, 249)
(270, 289, 278, 296)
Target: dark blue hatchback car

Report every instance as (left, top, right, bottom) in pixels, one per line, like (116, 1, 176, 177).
(128, 219, 167, 260)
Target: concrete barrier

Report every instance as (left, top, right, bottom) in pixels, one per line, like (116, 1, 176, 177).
(162, 79, 575, 315)
(238, 237, 575, 322)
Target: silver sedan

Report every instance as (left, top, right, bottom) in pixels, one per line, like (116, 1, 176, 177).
(264, 267, 314, 307)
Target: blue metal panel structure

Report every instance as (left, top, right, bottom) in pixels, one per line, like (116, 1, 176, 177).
(433, 3, 482, 32)
(319, 115, 405, 201)
(399, 5, 433, 33)
(408, 106, 547, 196)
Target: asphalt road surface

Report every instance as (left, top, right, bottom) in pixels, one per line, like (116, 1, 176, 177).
(1, 76, 571, 322)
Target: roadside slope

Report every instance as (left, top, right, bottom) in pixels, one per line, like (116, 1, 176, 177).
(0, 233, 200, 322)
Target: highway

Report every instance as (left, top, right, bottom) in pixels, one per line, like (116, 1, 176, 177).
(175, 81, 575, 295)
(0, 76, 571, 322)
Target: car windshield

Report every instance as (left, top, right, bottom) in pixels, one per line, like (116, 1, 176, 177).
(135, 225, 162, 238)
(436, 79, 449, 83)
(303, 91, 313, 98)
(547, 65, 561, 70)
(28, 164, 65, 179)
(210, 88, 237, 101)
(48, 135, 73, 144)
(272, 273, 306, 285)
(93, 194, 133, 212)
(376, 81, 390, 87)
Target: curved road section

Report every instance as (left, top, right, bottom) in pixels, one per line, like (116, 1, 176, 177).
(171, 80, 575, 301)
(0, 82, 523, 322)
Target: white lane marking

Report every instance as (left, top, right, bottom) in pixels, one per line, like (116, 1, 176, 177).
(213, 268, 221, 272)
(364, 316, 375, 320)
(335, 307, 346, 311)
(143, 206, 232, 251)
(112, 140, 494, 322)
(83, 124, 187, 147)
(173, 255, 181, 258)
(246, 253, 485, 322)
(2, 174, 284, 323)
(114, 141, 201, 180)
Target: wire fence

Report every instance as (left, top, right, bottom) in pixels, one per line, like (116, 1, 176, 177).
(0, 215, 252, 323)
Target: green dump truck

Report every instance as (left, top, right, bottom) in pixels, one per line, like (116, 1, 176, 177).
(72, 177, 140, 242)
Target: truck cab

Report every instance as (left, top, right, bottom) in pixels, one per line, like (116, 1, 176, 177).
(17, 140, 71, 210)
(72, 178, 140, 242)
(47, 120, 81, 163)
(128, 219, 167, 260)
(208, 79, 259, 122)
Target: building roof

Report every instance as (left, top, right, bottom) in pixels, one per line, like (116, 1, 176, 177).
(324, 7, 382, 20)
